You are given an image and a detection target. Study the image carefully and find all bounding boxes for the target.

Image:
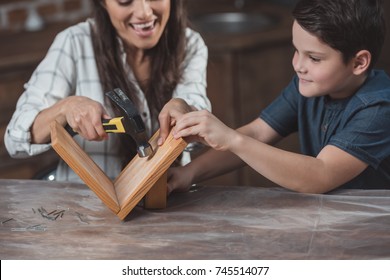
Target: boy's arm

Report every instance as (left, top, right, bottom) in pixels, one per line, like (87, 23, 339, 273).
(172, 112, 368, 194)
(229, 127, 368, 193)
(189, 118, 282, 183)
(168, 117, 282, 191)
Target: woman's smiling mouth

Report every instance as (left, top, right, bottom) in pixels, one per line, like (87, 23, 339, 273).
(130, 20, 156, 35)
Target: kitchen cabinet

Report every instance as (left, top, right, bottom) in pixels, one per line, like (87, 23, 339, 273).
(201, 51, 242, 186)
(204, 41, 299, 188)
(0, 24, 65, 179)
(235, 41, 299, 187)
(191, 1, 299, 187)
(0, 67, 59, 179)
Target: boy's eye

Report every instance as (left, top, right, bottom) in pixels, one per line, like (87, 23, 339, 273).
(117, 0, 133, 6)
(310, 56, 321, 63)
(117, 0, 160, 5)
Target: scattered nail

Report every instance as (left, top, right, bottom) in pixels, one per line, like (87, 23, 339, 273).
(1, 218, 14, 224)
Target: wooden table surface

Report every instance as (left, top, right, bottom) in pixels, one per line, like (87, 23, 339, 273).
(1, 179, 389, 260)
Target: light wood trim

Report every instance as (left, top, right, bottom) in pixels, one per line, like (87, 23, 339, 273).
(51, 120, 186, 220)
(144, 172, 168, 209)
(115, 131, 186, 220)
(50, 121, 120, 214)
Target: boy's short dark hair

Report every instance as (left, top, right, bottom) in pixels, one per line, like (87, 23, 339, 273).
(292, 0, 386, 70)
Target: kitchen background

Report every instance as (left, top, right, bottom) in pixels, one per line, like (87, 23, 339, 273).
(1, 0, 389, 187)
(0, 0, 297, 33)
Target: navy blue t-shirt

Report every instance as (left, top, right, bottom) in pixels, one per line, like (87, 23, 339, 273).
(260, 70, 390, 190)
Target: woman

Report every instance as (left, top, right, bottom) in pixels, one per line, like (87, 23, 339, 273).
(4, 0, 211, 182)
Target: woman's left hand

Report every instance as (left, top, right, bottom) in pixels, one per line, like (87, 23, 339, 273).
(158, 98, 193, 145)
(167, 165, 193, 194)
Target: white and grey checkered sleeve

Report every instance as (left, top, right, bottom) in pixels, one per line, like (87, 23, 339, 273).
(173, 28, 211, 112)
(4, 28, 79, 158)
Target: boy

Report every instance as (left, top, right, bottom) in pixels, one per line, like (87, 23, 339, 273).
(165, 0, 390, 193)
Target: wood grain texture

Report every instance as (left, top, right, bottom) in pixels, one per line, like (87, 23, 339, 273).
(50, 120, 187, 220)
(115, 131, 187, 220)
(2, 180, 390, 260)
(144, 172, 168, 209)
(50, 121, 120, 214)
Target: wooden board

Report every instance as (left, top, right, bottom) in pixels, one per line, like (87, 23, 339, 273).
(50, 120, 187, 220)
(51, 121, 119, 214)
(144, 172, 168, 209)
(114, 131, 186, 219)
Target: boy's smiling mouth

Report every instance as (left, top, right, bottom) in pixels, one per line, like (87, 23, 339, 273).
(298, 75, 312, 83)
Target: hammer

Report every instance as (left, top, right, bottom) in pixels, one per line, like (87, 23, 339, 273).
(65, 88, 153, 158)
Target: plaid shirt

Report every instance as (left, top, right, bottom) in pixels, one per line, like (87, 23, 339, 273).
(5, 19, 210, 182)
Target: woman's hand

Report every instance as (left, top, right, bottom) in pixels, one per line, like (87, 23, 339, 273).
(173, 110, 237, 151)
(62, 96, 110, 141)
(158, 98, 193, 145)
(167, 165, 194, 194)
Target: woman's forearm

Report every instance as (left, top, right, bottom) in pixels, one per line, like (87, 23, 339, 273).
(30, 98, 68, 144)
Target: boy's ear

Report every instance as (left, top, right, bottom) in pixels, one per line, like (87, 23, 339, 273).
(352, 50, 371, 74)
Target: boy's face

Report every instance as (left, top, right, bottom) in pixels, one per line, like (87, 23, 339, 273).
(292, 21, 357, 99)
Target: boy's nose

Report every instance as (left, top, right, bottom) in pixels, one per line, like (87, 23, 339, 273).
(293, 54, 307, 74)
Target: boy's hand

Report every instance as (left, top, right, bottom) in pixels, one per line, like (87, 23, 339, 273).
(172, 110, 236, 151)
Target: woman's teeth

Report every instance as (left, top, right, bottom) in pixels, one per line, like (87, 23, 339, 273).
(132, 21, 154, 31)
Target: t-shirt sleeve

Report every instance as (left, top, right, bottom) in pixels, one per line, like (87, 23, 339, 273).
(329, 101, 390, 169)
(260, 76, 300, 137)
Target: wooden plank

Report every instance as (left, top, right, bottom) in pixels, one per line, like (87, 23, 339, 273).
(50, 120, 120, 213)
(144, 172, 167, 209)
(51, 120, 186, 220)
(115, 130, 187, 220)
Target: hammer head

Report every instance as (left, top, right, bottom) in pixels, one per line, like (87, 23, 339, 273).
(105, 88, 153, 158)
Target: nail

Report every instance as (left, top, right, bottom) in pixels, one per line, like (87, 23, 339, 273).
(48, 210, 57, 215)
(1, 218, 14, 224)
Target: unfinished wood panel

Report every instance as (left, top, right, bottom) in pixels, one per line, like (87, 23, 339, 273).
(50, 121, 120, 214)
(50, 120, 187, 220)
(115, 132, 187, 220)
(144, 172, 168, 209)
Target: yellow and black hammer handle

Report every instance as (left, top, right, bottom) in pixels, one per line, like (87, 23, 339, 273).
(65, 117, 126, 136)
(101, 117, 126, 133)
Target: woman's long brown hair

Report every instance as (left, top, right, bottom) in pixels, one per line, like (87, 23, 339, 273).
(91, 0, 188, 163)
